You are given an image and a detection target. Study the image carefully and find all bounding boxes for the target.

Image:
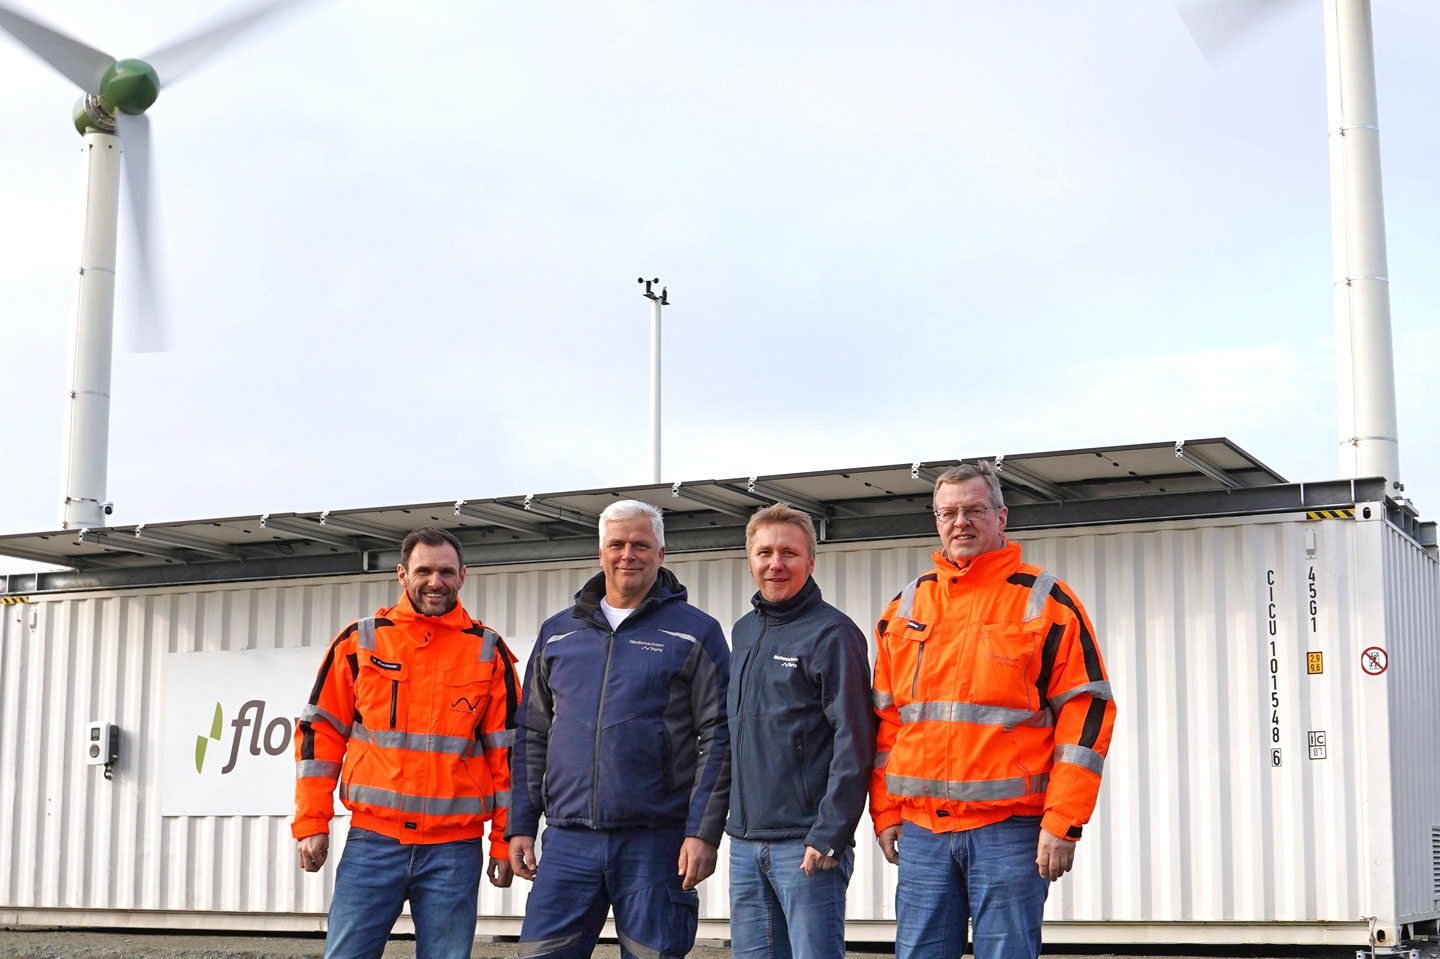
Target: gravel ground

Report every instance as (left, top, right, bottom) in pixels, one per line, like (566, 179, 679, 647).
(2, 931, 1439, 959)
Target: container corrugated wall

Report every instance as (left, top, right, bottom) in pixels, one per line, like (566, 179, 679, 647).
(1380, 521, 1440, 923)
(2, 509, 1437, 944)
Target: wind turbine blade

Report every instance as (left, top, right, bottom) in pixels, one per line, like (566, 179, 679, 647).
(0, 2, 113, 92)
(1175, 0, 1307, 59)
(144, 0, 312, 89)
(116, 112, 171, 353)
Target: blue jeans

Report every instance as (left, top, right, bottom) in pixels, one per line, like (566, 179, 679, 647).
(517, 825, 699, 959)
(729, 838, 852, 959)
(894, 817, 1050, 959)
(324, 828, 483, 959)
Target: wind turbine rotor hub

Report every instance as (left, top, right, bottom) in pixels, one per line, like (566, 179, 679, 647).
(100, 58, 159, 115)
(72, 94, 116, 135)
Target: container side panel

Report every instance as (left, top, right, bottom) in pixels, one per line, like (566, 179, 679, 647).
(1383, 525, 1440, 921)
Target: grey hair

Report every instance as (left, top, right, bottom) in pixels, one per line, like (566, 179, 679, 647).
(598, 499, 666, 548)
(932, 461, 1005, 509)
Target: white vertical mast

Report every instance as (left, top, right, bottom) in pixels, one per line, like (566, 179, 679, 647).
(60, 130, 122, 529)
(1325, 0, 1400, 490)
(639, 277, 668, 484)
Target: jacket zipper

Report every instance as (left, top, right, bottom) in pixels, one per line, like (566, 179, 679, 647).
(389, 680, 398, 729)
(911, 641, 926, 698)
(593, 625, 617, 822)
(736, 611, 770, 834)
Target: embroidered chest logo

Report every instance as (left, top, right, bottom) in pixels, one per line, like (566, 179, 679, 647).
(772, 654, 799, 669)
(629, 639, 665, 654)
(906, 620, 926, 632)
(985, 652, 1022, 670)
(451, 696, 481, 713)
(369, 655, 402, 671)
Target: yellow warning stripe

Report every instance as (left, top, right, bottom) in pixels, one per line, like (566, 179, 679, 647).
(1306, 509, 1355, 521)
(0, 596, 31, 604)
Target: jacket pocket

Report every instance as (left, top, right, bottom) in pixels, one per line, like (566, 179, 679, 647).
(885, 619, 932, 702)
(660, 728, 674, 793)
(794, 735, 814, 811)
(971, 623, 1040, 710)
(357, 655, 408, 731)
(444, 663, 491, 735)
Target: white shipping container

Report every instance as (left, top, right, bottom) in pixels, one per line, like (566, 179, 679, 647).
(1, 490, 1436, 946)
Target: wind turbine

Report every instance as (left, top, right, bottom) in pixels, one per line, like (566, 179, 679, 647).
(1176, 0, 1403, 494)
(0, 0, 310, 530)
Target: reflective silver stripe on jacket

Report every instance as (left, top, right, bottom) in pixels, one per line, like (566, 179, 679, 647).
(873, 690, 895, 710)
(898, 700, 1055, 729)
(885, 771, 1050, 802)
(481, 729, 515, 750)
(545, 630, 579, 645)
(358, 615, 377, 651)
(339, 783, 493, 816)
(492, 790, 510, 809)
(479, 627, 500, 663)
(1049, 680, 1114, 710)
(873, 750, 890, 770)
(659, 629, 698, 645)
(1026, 571, 1057, 621)
(896, 576, 922, 621)
(301, 704, 352, 738)
(1054, 743, 1105, 776)
(351, 721, 474, 756)
(296, 760, 341, 780)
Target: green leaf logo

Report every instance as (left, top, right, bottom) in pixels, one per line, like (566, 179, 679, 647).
(194, 703, 223, 773)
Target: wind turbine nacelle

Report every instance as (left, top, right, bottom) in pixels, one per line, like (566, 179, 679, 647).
(71, 59, 159, 136)
(101, 59, 159, 115)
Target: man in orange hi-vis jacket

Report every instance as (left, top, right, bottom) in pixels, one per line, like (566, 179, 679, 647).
(870, 462, 1115, 959)
(293, 526, 520, 959)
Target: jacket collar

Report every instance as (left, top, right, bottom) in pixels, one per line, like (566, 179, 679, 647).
(386, 590, 473, 630)
(931, 538, 1022, 581)
(750, 575, 823, 623)
(573, 566, 687, 627)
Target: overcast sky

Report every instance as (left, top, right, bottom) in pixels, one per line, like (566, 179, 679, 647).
(1, 1, 1436, 572)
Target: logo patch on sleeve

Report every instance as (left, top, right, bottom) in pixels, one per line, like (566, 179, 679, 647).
(369, 655, 402, 671)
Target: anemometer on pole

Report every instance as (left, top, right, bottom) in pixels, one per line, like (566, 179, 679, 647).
(638, 278, 669, 484)
(0, 0, 309, 529)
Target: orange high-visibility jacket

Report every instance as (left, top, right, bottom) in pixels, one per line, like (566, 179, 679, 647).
(292, 593, 519, 856)
(870, 541, 1115, 841)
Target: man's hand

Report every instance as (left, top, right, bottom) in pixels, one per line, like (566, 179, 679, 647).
(878, 824, 903, 865)
(488, 856, 514, 888)
(509, 836, 538, 881)
(297, 834, 329, 873)
(800, 846, 837, 876)
(677, 837, 718, 890)
(1036, 830, 1076, 881)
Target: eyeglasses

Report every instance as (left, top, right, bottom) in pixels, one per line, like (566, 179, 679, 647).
(933, 506, 997, 524)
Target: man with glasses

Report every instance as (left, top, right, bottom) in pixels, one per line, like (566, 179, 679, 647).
(869, 463, 1116, 959)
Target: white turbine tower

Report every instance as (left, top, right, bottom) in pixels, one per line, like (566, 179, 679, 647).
(1177, 0, 1403, 493)
(0, 0, 311, 529)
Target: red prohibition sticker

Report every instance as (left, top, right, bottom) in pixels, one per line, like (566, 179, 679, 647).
(1360, 646, 1388, 676)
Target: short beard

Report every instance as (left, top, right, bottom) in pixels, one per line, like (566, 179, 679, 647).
(410, 589, 456, 617)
